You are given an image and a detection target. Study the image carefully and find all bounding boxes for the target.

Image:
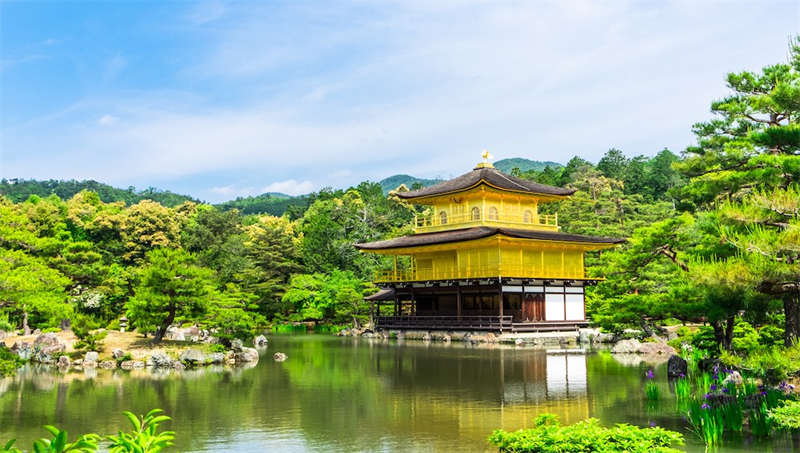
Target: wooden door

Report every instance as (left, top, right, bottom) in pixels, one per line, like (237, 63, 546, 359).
(522, 294, 545, 321)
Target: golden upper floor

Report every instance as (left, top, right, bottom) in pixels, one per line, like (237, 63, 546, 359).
(393, 161, 574, 234)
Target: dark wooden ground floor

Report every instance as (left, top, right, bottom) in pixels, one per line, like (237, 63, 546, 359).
(367, 278, 592, 333)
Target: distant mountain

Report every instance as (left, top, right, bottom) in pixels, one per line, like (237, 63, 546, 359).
(0, 178, 198, 207)
(494, 158, 563, 173)
(378, 174, 444, 194)
(214, 193, 309, 216)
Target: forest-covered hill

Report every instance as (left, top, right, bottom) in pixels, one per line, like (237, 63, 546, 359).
(0, 178, 198, 207)
(493, 158, 562, 173)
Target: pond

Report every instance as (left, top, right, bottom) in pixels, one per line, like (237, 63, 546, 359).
(0, 334, 796, 452)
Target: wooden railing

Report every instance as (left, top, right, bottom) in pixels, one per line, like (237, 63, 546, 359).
(373, 265, 584, 283)
(414, 208, 557, 233)
(376, 315, 513, 331)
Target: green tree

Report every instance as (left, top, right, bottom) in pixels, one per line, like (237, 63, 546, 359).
(126, 249, 214, 343)
(120, 201, 181, 263)
(596, 148, 629, 181)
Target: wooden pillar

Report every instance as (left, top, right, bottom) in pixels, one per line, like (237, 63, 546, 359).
(498, 280, 504, 333)
(394, 295, 399, 317)
(457, 285, 462, 320)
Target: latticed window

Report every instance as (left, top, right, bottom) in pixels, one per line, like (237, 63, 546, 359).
(524, 210, 533, 223)
(439, 211, 448, 225)
(471, 207, 481, 220)
(488, 206, 498, 220)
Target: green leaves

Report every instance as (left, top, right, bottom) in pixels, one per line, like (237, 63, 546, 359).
(31, 426, 99, 453)
(107, 409, 175, 453)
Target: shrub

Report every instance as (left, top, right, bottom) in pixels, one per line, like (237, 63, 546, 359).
(488, 414, 684, 453)
(0, 345, 23, 377)
(107, 409, 175, 453)
(208, 344, 226, 353)
(770, 400, 800, 430)
(71, 316, 106, 353)
(0, 312, 15, 332)
(690, 326, 717, 353)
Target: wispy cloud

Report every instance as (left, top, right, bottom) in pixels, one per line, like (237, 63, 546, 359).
(2, 0, 797, 202)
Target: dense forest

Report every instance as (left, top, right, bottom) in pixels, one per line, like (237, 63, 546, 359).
(0, 39, 798, 377)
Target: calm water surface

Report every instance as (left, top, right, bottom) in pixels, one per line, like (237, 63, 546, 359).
(1, 335, 796, 452)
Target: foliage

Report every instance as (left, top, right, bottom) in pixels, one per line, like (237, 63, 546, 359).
(126, 249, 214, 343)
(0, 345, 23, 377)
(71, 316, 106, 353)
(770, 400, 800, 430)
(0, 179, 197, 208)
(487, 414, 684, 453)
(282, 270, 373, 327)
(32, 426, 99, 453)
(107, 409, 175, 453)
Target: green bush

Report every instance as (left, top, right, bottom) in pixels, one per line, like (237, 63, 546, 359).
(731, 321, 760, 355)
(208, 344, 226, 353)
(0, 312, 15, 332)
(488, 414, 684, 453)
(770, 400, 800, 430)
(0, 345, 23, 377)
(690, 326, 717, 353)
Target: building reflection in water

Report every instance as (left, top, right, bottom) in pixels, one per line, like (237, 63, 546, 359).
(503, 351, 587, 404)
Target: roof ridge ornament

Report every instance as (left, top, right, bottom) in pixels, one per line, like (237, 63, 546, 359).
(475, 149, 494, 169)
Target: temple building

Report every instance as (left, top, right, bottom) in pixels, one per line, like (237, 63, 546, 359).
(356, 154, 624, 333)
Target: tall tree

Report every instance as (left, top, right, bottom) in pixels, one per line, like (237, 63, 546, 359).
(597, 148, 629, 181)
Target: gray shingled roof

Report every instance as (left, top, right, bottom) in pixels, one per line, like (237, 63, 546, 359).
(395, 166, 576, 199)
(355, 227, 625, 250)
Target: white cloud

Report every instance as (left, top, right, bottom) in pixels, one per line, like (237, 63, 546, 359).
(97, 114, 118, 126)
(3, 0, 798, 198)
(262, 180, 315, 196)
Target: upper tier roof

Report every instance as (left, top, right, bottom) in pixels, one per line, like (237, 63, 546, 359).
(355, 226, 625, 250)
(395, 165, 576, 199)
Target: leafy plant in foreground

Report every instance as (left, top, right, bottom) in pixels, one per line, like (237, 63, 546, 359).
(107, 409, 175, 453)
(32, 426, 99, 453)
(488, 413, 684, 453)
(770, 400, 800, 430)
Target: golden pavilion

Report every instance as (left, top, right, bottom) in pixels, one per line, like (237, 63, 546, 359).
(356, 154, 624, 333)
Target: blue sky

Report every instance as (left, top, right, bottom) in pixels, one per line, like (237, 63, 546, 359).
(1, 1, 798, 202)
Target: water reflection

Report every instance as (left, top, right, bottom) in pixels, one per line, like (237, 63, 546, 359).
(0, 336, 794, 452)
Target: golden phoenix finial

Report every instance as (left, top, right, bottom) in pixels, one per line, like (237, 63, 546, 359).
(481, 149, 492, 162)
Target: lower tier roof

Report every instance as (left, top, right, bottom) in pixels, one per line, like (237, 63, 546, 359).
(355, 226, 624, 251)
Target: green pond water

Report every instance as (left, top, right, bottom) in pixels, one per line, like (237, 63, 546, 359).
(1, 334, 797, 452)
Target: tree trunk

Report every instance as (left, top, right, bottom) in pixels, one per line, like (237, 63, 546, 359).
(786, 295, 800, 347)
(153, 307, 176, 343)
(22, 311, 30, 336)
(712, 320, 725, 348)
(723, 315, 735, 351)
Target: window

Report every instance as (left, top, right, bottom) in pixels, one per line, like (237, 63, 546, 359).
(488, 206, 498, 220)
(439, 211, 448, 225)
(471, 207, 481, 220)
(524, 210, 533, 223)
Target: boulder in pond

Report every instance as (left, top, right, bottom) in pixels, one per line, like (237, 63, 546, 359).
(611, 339, 642, 354)
(667, 355, 688, 378)
(179, 348, 206, 366)
(172, 361, 185, 371)
(83, 359, 97, 368)
(84, 351, 99, 362)
(111, 348, 125, 360)
(231, 339, 244, 352)
(206, 352, 225, 364)
(99, 360, 116, 369)
(638, 342, 676, 356)
(235, 347, 259, 363)
(254, 335, 268, 347)
(57, 355, 70, 368)
(11, 342, 33, 360)
(33, 333, 59, 348)
(146, 352, 172, 368)
(272, 352, 287, 362)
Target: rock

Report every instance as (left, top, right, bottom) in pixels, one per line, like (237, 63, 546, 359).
(111, 348, 125, 360)
(231, 339, 244, 352)
(442, 334, 452, 343)
(171, 331, 186, 341)
(132, 361, 145, 369)
(722, 370, 744, 386)
(667, 355, 689, 379)
(234, 347, 259, 363)
(254, 335, 268, 347)
(72, 359, 83, 367)
(422, 332, 432, 342)
(667, 355, 688, 378)
(84, 351, 99, 362)
(0, 331, 7, 341)
(146, 352, 172, 368)
(33, 332, 60, 348)
(57, 355, 70, 368)
(337, 329, 350, 337)
(612, 339, 642, 354)
(172, 361, 185, 371)
(272, 352, 287, 362)
(99, 360, 116, 369)
(179, 348, 206, 366)
(206, 352, 225, 364)
(638, 342, 676, 356)
(486, 332, 497, 343)
(515, 338, 525, 346)
(190, 335, 200, 343)
(11, 342, 33, 360)
(32, 329, 41, 335)
(33, 343, 65, 364)
(83, 359, 97, 368)
(120, 360, 135, 370)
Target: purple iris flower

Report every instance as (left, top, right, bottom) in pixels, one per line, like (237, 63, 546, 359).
(701, 403, 711, 410)
(679, 373, 685, 378)
(650, 421, 657, 427)
(646, 369, 654, 379)
(710, 384, 717, 391)
(722, 388, 730, 394)
(704, 393, 712, 400)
